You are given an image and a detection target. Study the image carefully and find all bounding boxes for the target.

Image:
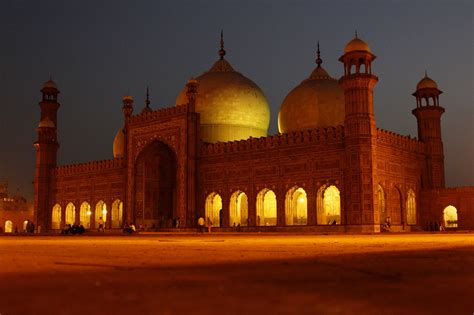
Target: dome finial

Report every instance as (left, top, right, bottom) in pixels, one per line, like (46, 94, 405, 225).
(355, 30, 358, 38)
(145, 86, 150, 108)
(219, 29, 226, 60)
(316, 41, 322, 68)
(424, 70, 428, 78)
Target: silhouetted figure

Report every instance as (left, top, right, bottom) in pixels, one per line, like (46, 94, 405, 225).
(98, 217, 104, 232)
(198, 216, 205, 233)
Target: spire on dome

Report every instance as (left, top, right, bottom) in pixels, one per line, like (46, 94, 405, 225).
(218, 30, 226, 60)
(316, 41, 322, 68)
(355, 30, 358, 38)
(425, 70, 428, 77)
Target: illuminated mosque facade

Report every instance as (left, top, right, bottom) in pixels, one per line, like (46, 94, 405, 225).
(33, 34, 474, 232)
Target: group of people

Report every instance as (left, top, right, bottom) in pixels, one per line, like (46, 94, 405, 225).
(428, 221, 445, 231)
(61, 223, 86, 235)
(381, 216, 392, 232)
(122, 222, 137, 234)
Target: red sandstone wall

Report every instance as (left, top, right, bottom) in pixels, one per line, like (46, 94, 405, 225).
(199, 127, 346, 226)
(0, 209, 34, 233)
(375, 128, 426, 227)
(49, 158, 126, 228)
(420, 187, 474, 230)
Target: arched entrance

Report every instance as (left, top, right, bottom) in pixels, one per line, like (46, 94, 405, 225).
(205, 193, 222, 227)
(377, 185, 386, 223)
(317, 185, 341, 225)
(95, 200, 107, 228)
(5, 220, 13, 233)
(79, 202, 91, 228)
(285, 186, 307, 226)
(51, 204, 61, 229)
(229, 191, 248, 226)
(111, 199, 123, 228)
(443, 205, 458, 228)
(65, 202, 76, 225)
(256, 189, 277, 226)
(406, 189, 416, 225)
(134, 141, 177, 228)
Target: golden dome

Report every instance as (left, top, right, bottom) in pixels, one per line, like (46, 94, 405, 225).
(344, 36, 371, 54)
(113, 127, 125, 158)
(38, 117, 55, 128)
(176, 58, 270, 143)
(416, 74, 438, 90)
(278, 47, 345, 133)
(122, 95, 133, 102)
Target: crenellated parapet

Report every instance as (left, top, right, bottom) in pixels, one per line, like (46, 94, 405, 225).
(201, 126, 345, 156)
(52, 158, 125, 176)
(376, 128, 424, 153)
(128, 103, 191, 125)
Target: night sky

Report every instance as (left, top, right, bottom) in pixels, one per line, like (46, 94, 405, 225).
(0, 0, 472, 200)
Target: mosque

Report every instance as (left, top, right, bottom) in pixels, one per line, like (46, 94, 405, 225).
(32, 34, 474, 233)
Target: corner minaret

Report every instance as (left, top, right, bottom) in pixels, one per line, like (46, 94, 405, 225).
(412, 72, 445, 188)
(339, 34, 380, 232)
(34, 79, 60, 231)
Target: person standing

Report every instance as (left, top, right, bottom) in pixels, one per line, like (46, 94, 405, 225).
(98, 217, 104, 232)
(197, 216, 205, 233)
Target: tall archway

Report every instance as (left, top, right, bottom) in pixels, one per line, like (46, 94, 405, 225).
(4, 220, 13, 233)
(79, 202, 91, 228)
(112, 199, 123, 228)
(443, 205, 458, 228)
(377, 185, 386, 223)
(285, 187, 307, 226)
(95, 200, 107, 228)
(65, 202, 76, 225)
(317, 185, 341, 225)
(205, 193, 222, 227)
(229, 191, 248, 226)
(134, 141, 177, 228)
(51, 204, 61, 229)
(256, 189, 277, 226)
(406, 189, 416, 225)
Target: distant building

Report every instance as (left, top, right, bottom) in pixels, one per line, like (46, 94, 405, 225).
(0, 182, 33, 233)
(33, 34, 473, 232)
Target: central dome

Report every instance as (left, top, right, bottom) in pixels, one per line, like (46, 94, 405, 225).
(176, 37, 270, 143)
(278, 46, 345, 133)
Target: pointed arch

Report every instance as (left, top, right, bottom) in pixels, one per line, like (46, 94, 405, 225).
(256, 188, 277, 226)
(443, 205, 458, 228)
(317, 185, 341, 225)
(95, 200, 107, 228)
(406, 189, 416, 225)
(4, 220, 13, 233)
(51, 204, 61, 229)
(377, 184, 386, 223)
(65, 202, 76, 225)
(79, 201, 91, 228)
(112, 199, 123, 228)
(205, 193, 222, 227)
(285, 186, 307, 226)
(229, 191, 248, 226)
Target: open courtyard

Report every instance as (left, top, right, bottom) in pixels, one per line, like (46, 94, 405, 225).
(0, 233, 473, 315)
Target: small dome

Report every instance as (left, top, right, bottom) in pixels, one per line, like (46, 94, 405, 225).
(122, 95, 133, 102)
(344, 36, 371, 54)
(42, 79, 58, 90)
(176, 58, 270, 143)
(38, 117, 55, 128)
(416, 75, 438, 90)
(113, 127, 125, 158)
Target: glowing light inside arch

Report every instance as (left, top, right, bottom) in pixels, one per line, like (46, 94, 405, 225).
(51, 204, 61, 229)
(230, 191, 248, 226)
(205, 193, 222, 227)
(256, 189, 277, 226)
(443, 205, 458, 228)
(80, 202, 91, 228)
(112, 199, 123, 228)
(317, 185, 341, 225)
(65, 202, 76, 225)
(285, 187, 307, 226)
(95, 201, 107, 228)
(406, 190, 416, 225)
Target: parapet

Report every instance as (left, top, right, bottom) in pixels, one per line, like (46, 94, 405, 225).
(201, 126, 345, 156)
(128, 103, 192, 125)
(376, 128, 424, 153)
(52, 158, 125, 176)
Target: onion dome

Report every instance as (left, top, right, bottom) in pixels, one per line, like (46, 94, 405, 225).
(344, 33, 371, 53)
(113, 127, 125, 158)
(175, 31, 270, 143)
(278, 43, 345, 133)
(38, 117, 55, 128)
(416, 72, 438, 90)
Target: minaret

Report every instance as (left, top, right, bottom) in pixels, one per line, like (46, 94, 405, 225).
(141, 87, 151, 114)
(34, 79, 60, 231)
(338, 34, 380, 232)
(412, 72, 445, 188)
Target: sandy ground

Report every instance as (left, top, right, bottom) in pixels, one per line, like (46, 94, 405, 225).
(0, 233, 473, 315)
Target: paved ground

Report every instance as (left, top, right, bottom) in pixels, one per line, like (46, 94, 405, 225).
(0, 233, 473, 315)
